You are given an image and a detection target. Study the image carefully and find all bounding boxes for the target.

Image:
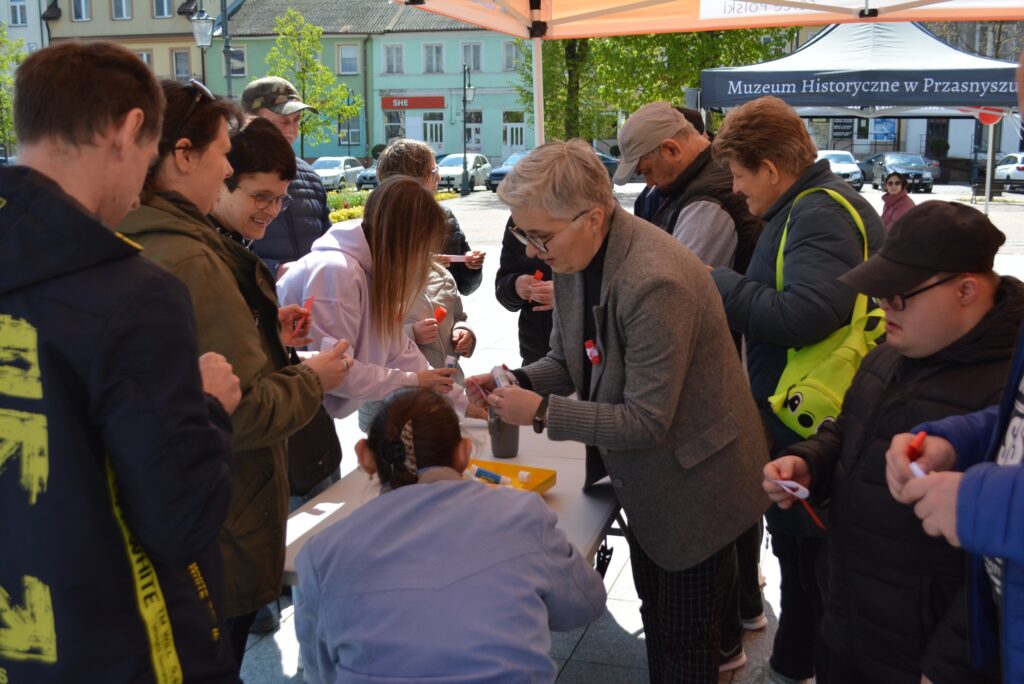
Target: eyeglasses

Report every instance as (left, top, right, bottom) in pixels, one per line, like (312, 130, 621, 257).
(872, 273, 960, 312)
(247, 190, 292, 212)
(171, 79, 215, 147)
(508, 209, 589, 254)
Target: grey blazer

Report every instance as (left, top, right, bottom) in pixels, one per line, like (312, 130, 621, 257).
(524, 206, 769, 572)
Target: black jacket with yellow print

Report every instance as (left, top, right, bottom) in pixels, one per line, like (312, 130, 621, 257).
(0, 166, 237, 683)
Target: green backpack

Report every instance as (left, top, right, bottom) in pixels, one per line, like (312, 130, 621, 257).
(768, 188, 886, 438)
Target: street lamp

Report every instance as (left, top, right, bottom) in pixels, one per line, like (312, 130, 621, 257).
(460, 64, 475, 196)
(189, 9, 214, 84)
(190, 0, 233, 98)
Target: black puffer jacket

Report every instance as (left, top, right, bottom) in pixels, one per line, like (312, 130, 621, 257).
(495, 217, 552, 364)
(788, 277, 1024, 684)
(253, 157, 330, 274)
(712, 159, 885, 453)
(0, 167, 236, 682)
(442, 205, 482, 295)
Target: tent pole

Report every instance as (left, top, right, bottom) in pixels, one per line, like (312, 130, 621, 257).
(984, 121, 994, 215)
(533, 37, 545, 147)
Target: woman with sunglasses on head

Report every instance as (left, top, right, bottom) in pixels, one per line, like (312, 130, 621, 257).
(278, 175, 462, 428)
(882, 171, 915, 231)
(120, 81, 353, 671)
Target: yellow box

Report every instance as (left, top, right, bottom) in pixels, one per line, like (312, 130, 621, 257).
(469, 459, 557, 495)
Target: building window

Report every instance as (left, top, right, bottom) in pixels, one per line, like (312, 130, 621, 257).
(171, 49, 191, 82)
(337, 113, 362, 146)
(462, 42, 482, 72)
(337, 45, 358, 75)
(423, 44, 443, 74)
(112, 0, 130, 20)
(135, 50, 153, 67)
(10, 0, 28, 26)
(502, 41, 518, 71)
(385, 110, 405, 142)
(72, 0, 91, 21)
(423, 111, 444, 148)
(384, 45, 404, 75)
(152, 0, 170, 17)
(225, 46, 246, 78)
(464, 110, 482, 148)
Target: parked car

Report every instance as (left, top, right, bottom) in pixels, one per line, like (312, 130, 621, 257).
(595, 152, 620, 179)
(486, 150, 531, 191)
(436, 153, 492, 191)
(355, 161, 378, 191)
(816, 150, 863, 191)
(0, 155, 16, 166)
(871, 152, 933, 193)
(995, 153, 1024, 191)
(312, 156, 364, 190)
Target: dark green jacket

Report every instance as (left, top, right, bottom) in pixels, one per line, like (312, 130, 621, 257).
(121, 193, 323, 617)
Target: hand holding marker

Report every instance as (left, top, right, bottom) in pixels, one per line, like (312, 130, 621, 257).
(771, 478, 826, 531)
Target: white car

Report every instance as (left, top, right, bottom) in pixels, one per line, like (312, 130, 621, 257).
(312, 156, 364, 190)
(436, 153, 492, 192)
(995, 153, 1024, 191)
(816, 150, 863, 191)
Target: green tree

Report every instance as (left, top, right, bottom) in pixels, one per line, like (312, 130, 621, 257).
(0, 23, 25, 162)
(265, 8, 363, 157)
(514, 28, 795, 144)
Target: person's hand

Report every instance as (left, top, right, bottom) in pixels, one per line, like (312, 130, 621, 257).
(275, 261, 294, 282)
(488, 386, 542, 426)
(530, 280, 554, 312)
(902, 472, 964, 547)
(922, 675, 934, 684)
(278, 303, 313, 348)
(706, 264, 714, 273)
(452, 328, 475, 355)
(465, 402, 488, 420)
(514, 274, 535, 301)
(199, 352, 241, 415)
(434, 254, 452, 268)
(301, 339, 352, 392)
(763, 456, 811, 510)
(465, 372, 497, 408)
(418, 367, 458, 394)
(465, 250, 485, 270)
(412, 318, 439, 345)
(886, 433, 957, 503)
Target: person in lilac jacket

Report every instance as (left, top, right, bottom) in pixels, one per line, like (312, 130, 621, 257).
(294, 388, 606, 683)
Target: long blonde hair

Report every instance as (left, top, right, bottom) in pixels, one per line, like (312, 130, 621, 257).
(362, 175, 447, 341)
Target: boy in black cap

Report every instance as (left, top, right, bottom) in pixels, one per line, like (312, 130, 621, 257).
(764, 201, 1018, 683)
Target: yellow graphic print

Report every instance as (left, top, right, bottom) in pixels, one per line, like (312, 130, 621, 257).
(0, 576, 57, 664)
(0, 410, 49, 506)
(0, 315, 42, 400)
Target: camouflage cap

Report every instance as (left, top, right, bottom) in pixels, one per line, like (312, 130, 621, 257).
(241, 76, 318, 115)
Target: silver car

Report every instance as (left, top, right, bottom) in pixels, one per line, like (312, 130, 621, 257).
(312, 156, 364, 190)
(436, 153, 492, 192)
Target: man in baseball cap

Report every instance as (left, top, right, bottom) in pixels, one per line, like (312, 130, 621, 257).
(614, 101, 760, 276)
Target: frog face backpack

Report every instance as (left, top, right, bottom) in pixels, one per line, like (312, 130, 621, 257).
(768, 188, 885, 438)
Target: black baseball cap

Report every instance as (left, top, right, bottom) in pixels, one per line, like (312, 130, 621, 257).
(839, 200, 1005, 297)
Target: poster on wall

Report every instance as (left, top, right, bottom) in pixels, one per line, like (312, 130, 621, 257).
(872, 119, 897, 142)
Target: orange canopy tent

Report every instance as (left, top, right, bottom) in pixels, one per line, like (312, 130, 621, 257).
(399, 0, 1023, 145)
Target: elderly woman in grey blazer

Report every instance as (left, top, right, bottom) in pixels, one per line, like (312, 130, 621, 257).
(466, 139, 769, 683)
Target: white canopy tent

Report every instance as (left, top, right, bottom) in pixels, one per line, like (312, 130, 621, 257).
(399, 0, 1024, 147)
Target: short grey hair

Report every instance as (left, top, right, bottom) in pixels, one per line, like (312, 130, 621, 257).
(497, 139, 615, 219)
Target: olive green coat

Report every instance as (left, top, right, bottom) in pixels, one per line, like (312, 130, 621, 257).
(121, 193, 323, 617)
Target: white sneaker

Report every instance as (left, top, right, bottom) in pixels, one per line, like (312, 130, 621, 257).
(719, 649, 748, 673)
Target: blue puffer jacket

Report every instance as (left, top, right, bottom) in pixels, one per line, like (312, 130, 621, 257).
(253, 157, 330, 274)
(917, 320, 1024, 683)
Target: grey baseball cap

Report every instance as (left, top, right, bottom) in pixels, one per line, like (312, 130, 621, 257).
(241, 76, 318, 115)
(613, 102, 688, 185)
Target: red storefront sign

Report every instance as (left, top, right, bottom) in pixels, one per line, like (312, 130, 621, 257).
(382, 96, 446, 110)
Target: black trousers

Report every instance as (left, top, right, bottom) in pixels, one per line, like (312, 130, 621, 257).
(768, 532, 824, 680)
(226, 610, 257, 675)
(627, 530, 733, 683)
(719, 520, 765, 655)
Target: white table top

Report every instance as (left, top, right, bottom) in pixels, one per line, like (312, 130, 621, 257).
(283, 421, 620, 585)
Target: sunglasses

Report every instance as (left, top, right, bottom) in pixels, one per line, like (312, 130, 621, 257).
(171, 79, 215, 146)
(886, 180, 903, 187)
(872, 273, 959, 312)
(508, 209, 588, 254)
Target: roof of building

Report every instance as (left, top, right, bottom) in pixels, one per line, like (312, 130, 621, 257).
(228, 0, 480, 37)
